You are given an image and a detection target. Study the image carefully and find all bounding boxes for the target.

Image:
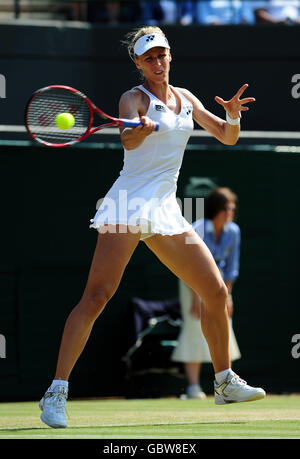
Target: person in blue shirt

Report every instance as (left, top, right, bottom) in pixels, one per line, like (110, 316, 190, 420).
(195, 0, 243, 25)
(240, 1, 300, 25)
(253, 0, 300, 24)
(172, 187, 241, 399)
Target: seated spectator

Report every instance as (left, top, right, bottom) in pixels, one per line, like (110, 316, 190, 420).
(241, 0, 300, 25)
(160, 0, 178, 23)
(256, 0, 300, 24)
(79, 1, 120, 23)
(120, 1, 142, 23)
(76, 1, 141, 24)
(71, 2, 86, 21)
(141, 1, 177, 25)
(239, 1, 266, 24)
(195, 0, 243, 25)
(141, 1, 162, 24)
(178, 1, 194, 25)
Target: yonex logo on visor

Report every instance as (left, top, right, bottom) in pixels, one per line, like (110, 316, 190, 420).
(134, 33, 170, 56)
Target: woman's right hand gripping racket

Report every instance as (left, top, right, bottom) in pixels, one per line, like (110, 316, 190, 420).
(25, 85, 159, 147)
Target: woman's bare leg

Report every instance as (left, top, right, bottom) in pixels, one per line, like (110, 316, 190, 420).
(54, 226, 141, 381)
(144, 230, 230, 373)
(184, 362, 201, 386)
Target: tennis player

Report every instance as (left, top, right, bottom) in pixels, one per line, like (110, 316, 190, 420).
(39, 26, 266, 428)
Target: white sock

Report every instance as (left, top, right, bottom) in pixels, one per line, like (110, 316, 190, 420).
(47, 379, 69, 392)
(215, 368, 234, 384)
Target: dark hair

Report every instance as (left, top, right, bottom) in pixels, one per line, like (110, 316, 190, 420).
(205, 187, 238, 220)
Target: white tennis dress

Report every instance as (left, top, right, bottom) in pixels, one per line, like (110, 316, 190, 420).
(90, 85, 194, 239)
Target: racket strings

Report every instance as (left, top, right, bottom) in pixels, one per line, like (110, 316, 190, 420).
(26, 89, 91, 144)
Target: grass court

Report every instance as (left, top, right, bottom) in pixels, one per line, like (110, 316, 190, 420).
(0, 394, 299, 439)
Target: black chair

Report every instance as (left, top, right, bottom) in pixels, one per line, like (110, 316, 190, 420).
(122, 297, 184, 397)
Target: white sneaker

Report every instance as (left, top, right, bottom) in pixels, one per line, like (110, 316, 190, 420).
(39, 385, 68, 428)
(186, 384, 206, 400)
(214, 373, 266, 405)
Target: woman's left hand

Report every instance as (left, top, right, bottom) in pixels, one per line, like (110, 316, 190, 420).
(215, 84, 255, 120)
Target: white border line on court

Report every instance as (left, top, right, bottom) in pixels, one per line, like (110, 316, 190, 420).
(2, 125, 300, 139)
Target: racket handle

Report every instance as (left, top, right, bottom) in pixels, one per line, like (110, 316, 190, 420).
(120, 119, 159, 131)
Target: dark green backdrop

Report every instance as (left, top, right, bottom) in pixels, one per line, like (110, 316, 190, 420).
(1, 22, 300, 131)
(1, 21, 300, 400)
(1, 141, 299, 400)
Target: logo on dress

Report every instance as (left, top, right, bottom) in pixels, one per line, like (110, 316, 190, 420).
(155, 104, 166, 112)
(184, 105, 193, 115)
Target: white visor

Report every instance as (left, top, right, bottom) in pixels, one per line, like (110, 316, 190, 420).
(134, 33, 170, 56)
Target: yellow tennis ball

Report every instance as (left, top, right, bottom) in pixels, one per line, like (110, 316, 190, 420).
(55, 112, 75, 130)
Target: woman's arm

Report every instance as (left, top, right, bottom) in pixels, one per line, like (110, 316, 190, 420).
(179, 84, 255, 146)
(118, 90, 157, 150)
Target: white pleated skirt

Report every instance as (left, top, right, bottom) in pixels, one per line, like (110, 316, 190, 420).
(171, 279, 241, 363)
(90, 173, 193, 239)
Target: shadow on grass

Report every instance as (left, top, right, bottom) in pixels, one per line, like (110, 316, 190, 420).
(0, 421, 248, 433)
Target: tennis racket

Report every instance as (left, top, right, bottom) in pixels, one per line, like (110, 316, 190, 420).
(25, 85, 159, 147)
